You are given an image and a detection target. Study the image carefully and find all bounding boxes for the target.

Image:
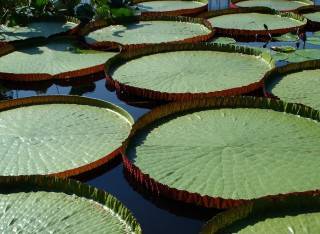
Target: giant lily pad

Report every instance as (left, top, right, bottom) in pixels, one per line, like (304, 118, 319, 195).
(0, 175, 141, 233)
(105, 43, 274, 101)
(201, 193, 320, 233)
(0, 16, 80, 48)
(295, 6, 320, 30)
(198, 7, 306, 41)
(264, 60, 320, 110)
(133, 0, 207, 16)
(0, 37, 117, 82)
(80, 15, 214, 50)
(231, 0, 313, 12)
(0, 95, 133, 177)
(122, 96, 320, 209)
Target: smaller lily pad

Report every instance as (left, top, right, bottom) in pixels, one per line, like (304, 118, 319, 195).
(274, 31, 299, 42)
(210, 37, 236, 44)
(306, 36, 320, 45)
(271, 45, 296, 52)
(231, 0, 314, 11)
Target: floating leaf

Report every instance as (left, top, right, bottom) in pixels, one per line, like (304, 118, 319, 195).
(306, 36, 320, 45)
(0, 37, 117, 81)
(198, 7, 306, 41)
(264, 60, 320, 111)
(0, 16, 80, 44)
(210, 37, 236, 44)
(201, 193, 320, 233)
(82, 15, 214, 48)
(274, 31, 299, 42)
(135, 0, 207, 16)
(105, 43, 274, 101)
(0, 175, 141, 233)
(271, 45, 296, 52)
(0, 95, 133, 177)
(314, 31, 320, 37)
(122, 96, 320, 209)
(232, 0, 313, 11)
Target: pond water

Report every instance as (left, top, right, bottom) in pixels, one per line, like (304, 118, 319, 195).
(0, 36, 319, 233)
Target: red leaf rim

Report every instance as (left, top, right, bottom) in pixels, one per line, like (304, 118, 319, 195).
(104, 42, 275, 101)
(133, 0, 208, 16)
(200, 193, 320, 233)
(0, 95, 134, 178)
(121, 96, 320, 209)
(0, 37, 113, 82)
(230, 0, 314, 12)
(295, 6, 320, 31)
(197, 7, 307, 40)
(262, 59, 320, 109)
(79, 15, 215, 51)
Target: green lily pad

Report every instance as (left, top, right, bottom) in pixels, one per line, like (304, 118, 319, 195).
(105, 43, 274, 101)
(306, 36, 320, 45)
(82, 15, 213, 48)
(208, 13, 304, 31)
(271, 45, 296, 52)
(314, 31, 320, 37)
(201, 193, 320, 233)
(232, 0, 313, 11)
(0, 17, 79, 43)
(0, 175, 141, 233)
(264, 61, 320, 111)
(0, 95, 133, 177)
(270, 51, 290, 61)
(274, 31, 299, 42)
(0, 37, 117, 81)
(198, 8, 306, 41)
(302, 11, 320, 23)
(135, 0, 207, 14)
(122, 96, 320, 209)
(210, 37, 236, 44)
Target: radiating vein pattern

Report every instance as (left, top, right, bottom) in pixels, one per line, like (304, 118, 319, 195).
(265, 69, 320, 111)
(0, 104, 132, 175)
(109, 51, 271, 93)
(208, 13, 304, 30)
(126, 108, 320, 199)
(0, 191, 133, 233)
(136, 1, 206, 13)
(0, 42, 116, 75)
(85, 21, 211, 45)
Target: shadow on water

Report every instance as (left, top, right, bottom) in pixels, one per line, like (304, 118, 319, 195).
(72, 154, 123, 182)
(123, 168, 223, 221)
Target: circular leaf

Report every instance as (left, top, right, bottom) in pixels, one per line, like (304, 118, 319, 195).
(0, 175, 141, 233)
(105, 43, 274, 101)
(82, 15, 214, 49)
(134, 0, 207, 15)
(0, 95, 133, 177)
(0, 17, 80, 44)
(264, 60, 320, 111)
(0, 37, 117, 81)
(122, 96, 320, 209)
(231, 0, 313, 11)
(201, 193, 320, 233)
